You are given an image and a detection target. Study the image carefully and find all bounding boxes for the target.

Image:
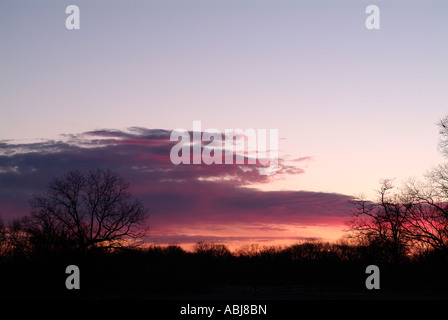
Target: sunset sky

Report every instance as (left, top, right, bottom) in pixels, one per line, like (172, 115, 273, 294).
(1, 0, 447, 250)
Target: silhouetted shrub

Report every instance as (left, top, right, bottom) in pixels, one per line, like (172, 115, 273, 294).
(193, 242, 231, 258)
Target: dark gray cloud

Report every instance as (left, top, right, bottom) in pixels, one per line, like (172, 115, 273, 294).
(0, 128, 353, 245)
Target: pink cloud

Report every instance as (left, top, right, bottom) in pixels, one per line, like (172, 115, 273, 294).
(0, 128, 352, 247)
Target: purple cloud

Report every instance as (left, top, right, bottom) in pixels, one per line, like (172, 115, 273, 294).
(0, 128, 353, 246)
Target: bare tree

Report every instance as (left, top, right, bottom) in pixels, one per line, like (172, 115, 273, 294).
(193, 242, 231, 258)
(25, 169, 149, 251)
(395, 115, 448, 251)
(438, 115, 448, 157)
(0, 217, 6, 256)
(404, 166, 448, 251)
(347, 179, 410, 263)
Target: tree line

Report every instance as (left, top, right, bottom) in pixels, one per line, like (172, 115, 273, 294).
(1, 116, 448, 298)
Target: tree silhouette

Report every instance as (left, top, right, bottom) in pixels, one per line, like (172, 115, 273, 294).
(348, 179, 410, 264)
(23, 169, 149, 252)
(396, 116, 448, 252)
(403, 166, 448, 251)
(438, 115, 448, 157)
(0, 217, 6, 256)
(193, 241, 231, 258)
(347, 115, 448, 259)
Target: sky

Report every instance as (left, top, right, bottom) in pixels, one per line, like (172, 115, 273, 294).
(1, 0, 447, 250)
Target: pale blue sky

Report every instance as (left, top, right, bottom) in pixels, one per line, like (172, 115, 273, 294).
(1, 0, 447, 198)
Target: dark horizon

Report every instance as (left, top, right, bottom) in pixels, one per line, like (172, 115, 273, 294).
(1, 0, 448, 306)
